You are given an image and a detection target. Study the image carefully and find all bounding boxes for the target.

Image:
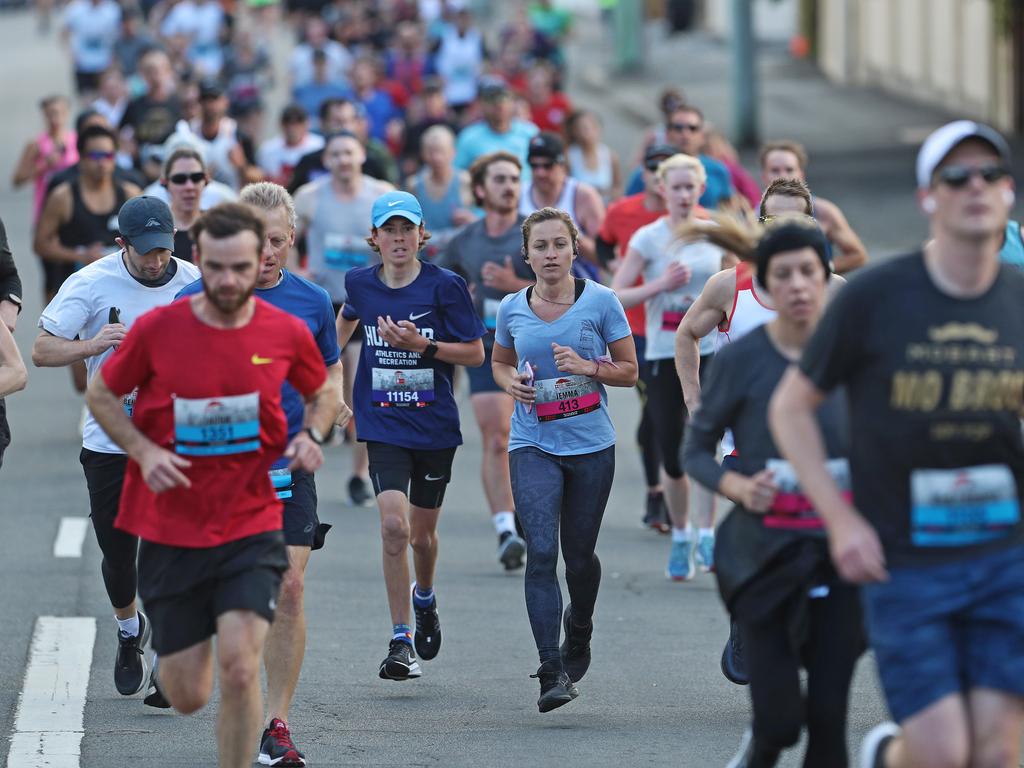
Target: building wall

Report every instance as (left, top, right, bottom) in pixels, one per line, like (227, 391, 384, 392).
(816, 0, 1012, 131)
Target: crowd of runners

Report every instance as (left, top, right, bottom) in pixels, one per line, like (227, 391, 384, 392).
(2, 1, 1024, 767)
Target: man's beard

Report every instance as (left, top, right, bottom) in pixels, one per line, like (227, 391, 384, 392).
(204, 283, 254, 314)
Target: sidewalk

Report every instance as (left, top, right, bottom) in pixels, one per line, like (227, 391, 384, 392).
(562, 7, 1011, 257)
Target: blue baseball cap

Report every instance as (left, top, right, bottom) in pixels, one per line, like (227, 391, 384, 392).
(371, 191, 423, 228)
(118, 196, 175, 254)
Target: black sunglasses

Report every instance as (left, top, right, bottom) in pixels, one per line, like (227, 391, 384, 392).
(936, 164, 1010, 188)
(668, 122, 702, 132)
(169, 172, 207, 185)
(529, 160, 555, 170)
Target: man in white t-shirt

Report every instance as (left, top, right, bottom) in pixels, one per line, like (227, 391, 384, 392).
(288, 16, 353, 90)
(257, 105, 325, 187)
(62, 0, 122, 97)
(31, 197, 199, 707)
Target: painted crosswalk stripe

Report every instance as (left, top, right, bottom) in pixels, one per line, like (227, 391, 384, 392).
(53, 517, 89, 558)
(6, 617, 96, 768)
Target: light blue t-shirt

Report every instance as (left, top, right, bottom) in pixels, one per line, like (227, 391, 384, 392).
(495, 280, 632, 456)
(999, 220, 1024, 270)
(453, 119, 539, 181)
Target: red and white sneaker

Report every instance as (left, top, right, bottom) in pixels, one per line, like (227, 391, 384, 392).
(257, 718, 306, 766)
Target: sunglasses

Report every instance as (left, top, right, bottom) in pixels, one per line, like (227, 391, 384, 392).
(936, 164, 1011, 188)
(668, 122, 702, 133)
(85, 150, 115, 161)
(529, 160, 555, 171)
(169, 172, 207, 185)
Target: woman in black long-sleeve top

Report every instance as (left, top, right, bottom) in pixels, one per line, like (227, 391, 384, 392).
(682, 216, 863, 768)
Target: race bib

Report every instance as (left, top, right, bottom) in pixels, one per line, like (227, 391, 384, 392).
(534, 375, 600, 422)
(661, 309, 686, 332)
(764, 458, 851, 530)
(910, 464, 1020, 547)
(269, 467, 293, 500)
(371, 367, 435, 407)
(174, 392, 260, 456)
(324, 233, 367, 271)
(483, 298, 501, 331)
(123, 387, 138, 418)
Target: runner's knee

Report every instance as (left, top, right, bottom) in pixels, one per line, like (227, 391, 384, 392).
(275, 568, 305, 616)
(380, 514, 410, 548)
(218, 653, 261, 696)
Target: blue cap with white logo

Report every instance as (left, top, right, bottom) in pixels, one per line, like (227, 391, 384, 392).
(371, 191, 423, 228)
(118, 196, 175, 254)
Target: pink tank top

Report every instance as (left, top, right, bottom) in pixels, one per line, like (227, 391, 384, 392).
(34, 131, 79, 222)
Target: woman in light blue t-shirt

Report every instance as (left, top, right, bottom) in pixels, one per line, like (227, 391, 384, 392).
(492, 207, 637, 713)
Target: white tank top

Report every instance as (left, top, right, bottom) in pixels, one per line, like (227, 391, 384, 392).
(520, 177, 579, 225)
(567, 144, 613, 200)
(435, 27, 484, 106)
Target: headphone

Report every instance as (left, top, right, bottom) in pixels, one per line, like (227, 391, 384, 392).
(1003, 188, 1016, 207)
(922, 196, 937, 214)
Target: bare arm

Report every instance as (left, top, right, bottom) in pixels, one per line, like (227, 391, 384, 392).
(11, 142, 39, 188)
(86, 372, 193, 492)
(769, 366, 888, 583)
(610, 245, 685, 308)
(325, 360, 351, 428)
(335, 314, 359, 348)
(816, 198, 867, 274)
(674, 268, 733, 412)
(34, 185, 80, 263)
(574, 184, 606, 265)
(32, 325, 126, 367)
(491, 340, 534, 405)
(0, 321, 27, 397)
(291, 186, 313, 271)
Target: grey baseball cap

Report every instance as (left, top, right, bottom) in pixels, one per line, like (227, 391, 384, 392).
(916, 120, 1012, 188)
(118, 196, 175, 254)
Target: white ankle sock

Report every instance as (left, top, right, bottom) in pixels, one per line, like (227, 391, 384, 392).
(671, 527, 692, 543)
(493, 511, 516, 535)
(116, 613, 139, 637)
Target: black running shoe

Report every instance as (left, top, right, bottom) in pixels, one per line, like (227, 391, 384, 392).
(115, 611, 151, 695)
(559, 604, 592, 683)
(530, 660, 578, 713)
(497, 530, 526, 570)
(642, 492, 671, 533)
(348, 476, 372, 506)
(721, 619, 749, 686)
(378, 639, 422, 680)
(257, 718, 306, 766)
(412, 586, 442, 661)
(143, 658, 171, 709)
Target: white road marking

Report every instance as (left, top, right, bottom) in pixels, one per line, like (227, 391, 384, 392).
(6, 617, 97, 768)
(53, 518, 89, 559)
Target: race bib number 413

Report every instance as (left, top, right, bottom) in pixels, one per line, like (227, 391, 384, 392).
(534, 375, 600, 422)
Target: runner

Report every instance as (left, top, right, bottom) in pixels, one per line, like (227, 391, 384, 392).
(160, 146, 209, 262)
(294, 130, 393, 506)
(759, 139, 867, 273)
(176, 183, 347, 766)
(31, 196, 199, 704)
(769, 121, 1024, 768)
(596, 142, 675, 532)
(33, 123, 141, 394)
(611, 153, 725, 581)
(85, 203, 336, 768)
(439, 150, 533, 570)
(0, 215, 25, 471)
(492, 206, 637, 712)
(335, 191, 485, 681)
(11, 95, 78, 225)
(681, 217, 862, 767)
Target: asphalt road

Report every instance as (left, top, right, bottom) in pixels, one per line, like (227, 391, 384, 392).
(0, 7, 896, 767)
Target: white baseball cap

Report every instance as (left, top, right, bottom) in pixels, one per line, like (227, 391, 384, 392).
(916, 120, 1011, 189)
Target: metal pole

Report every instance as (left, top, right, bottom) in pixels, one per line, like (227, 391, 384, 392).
(731, 0, 759, 147)
(613, 0, 645, 74)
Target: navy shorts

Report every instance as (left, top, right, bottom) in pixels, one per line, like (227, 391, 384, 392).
(862, 543, 1024, 722)
(367, 441, 457, 509)
(277, 469, 330, 549)
(467, 343, 503, 395)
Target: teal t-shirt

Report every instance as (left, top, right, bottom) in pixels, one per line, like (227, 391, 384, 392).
(495, 280, 631, 456)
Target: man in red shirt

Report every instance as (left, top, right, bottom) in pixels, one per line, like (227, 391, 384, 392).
(596, 143, 675, 531)
(86, 203, 338, 768)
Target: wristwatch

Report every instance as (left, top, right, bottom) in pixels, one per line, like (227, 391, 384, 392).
(303, 426, 326, 445)
(421, 338, 439, 360)
(0, 293, 22, 314)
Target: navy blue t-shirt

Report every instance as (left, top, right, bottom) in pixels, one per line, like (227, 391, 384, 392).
(341, 261, 486, 450)
(177, 270, 341, 453)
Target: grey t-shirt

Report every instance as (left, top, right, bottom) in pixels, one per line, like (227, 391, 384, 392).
(438, 216, 535, 336)
(301, 175, 391, 305)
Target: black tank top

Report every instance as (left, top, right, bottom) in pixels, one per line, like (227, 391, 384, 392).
(58, 180, 129, 250)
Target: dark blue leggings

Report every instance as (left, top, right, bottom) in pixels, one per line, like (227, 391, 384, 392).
(510, 445, 615, 664)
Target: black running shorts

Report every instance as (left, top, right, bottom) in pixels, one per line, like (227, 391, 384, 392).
(139, 531, 288, 655)
(280, 469, 331, 549)
(366, 441, 457, 509)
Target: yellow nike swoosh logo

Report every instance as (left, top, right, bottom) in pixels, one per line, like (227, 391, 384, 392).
(251, 354, 273, 365)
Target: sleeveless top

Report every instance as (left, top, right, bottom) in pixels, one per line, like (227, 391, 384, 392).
(413, 169, 463, 231)
(33, 131, 78, 222)
(434, 27, 484, 106)
(999, 220, 1024, 270)
(191, 117, 239, 190)
(567, 144, 613, 200)
(520, 177, 579, 224)
(58, 179, 128, 252)
(717, 261, 776, 347)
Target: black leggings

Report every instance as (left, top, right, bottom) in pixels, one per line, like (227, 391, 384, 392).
(739, 580, 863, 768)
(635, 351, 661, 488)
(645, 356, 712, 479)
(510, 445, 615, 664)
(80, 449, 139, 610)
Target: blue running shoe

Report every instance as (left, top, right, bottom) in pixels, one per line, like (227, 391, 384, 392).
(696, 533, 715, 573)
(666, 539, 695, 581)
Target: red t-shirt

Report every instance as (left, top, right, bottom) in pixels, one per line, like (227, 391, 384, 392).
(101, 297, 328, 548)
(600, 194, 663, 336)
(530, 92, 573, 133)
